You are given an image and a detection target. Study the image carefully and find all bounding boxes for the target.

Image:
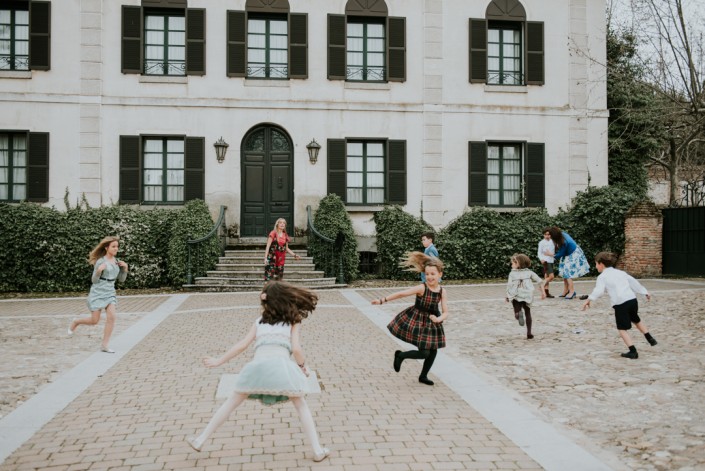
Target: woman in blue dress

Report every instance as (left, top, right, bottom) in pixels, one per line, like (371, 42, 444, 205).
(67, 236, 128, 353)
(188, 281, 329, 462)
(547, 226, 589, 299)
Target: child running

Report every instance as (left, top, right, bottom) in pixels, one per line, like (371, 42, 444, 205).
(188, 281, 329, 462)
(372, 252, 448, 386)
(581, 252, 657, 359)
(505, 253, 545, 339)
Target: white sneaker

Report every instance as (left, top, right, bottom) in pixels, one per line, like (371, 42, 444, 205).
(100, 346, 115, 353)
(187, 436, 203, 452)
(313, 448, 330, 462)
(67, 319, 76, 336)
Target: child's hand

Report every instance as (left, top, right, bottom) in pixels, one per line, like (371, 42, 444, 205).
(646, 294, 651, 302)
(429, 314, 441, 323)
(581, 300, 591, 311)
(118, 260, 128, 270)
(203, 356, 220, 368)
(505, 298, 509, 303)
(371, 298, 381, 305)
(300, 364, 310, 377)
(540, 292, 546, 300)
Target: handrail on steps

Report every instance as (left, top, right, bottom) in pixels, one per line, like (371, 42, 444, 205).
(307, 205, 345, 285)
(186, 205, 227, 285)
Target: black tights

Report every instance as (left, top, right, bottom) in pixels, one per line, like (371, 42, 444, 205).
(512, 300, 533, 336)
(398, 349, 438, 378)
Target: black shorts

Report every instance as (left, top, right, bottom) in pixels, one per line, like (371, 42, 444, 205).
(541, 261, 554, 276)
(613, 298, 641, 330)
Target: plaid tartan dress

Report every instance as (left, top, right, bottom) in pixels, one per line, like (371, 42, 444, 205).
(387, 285, 446, 350)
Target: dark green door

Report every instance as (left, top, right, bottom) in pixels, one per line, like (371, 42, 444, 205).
(241, 126, 294, 237)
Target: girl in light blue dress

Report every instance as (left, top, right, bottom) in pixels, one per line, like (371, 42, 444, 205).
(67, 236, 128, 353)
(188, 281, 329, 462)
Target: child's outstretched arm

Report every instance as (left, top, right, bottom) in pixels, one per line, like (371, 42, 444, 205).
(203, 323, 257, 368)
(371, 284, 424, 305)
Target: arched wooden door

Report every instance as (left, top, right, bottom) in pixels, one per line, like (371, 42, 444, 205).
(240, 125, 294, 237)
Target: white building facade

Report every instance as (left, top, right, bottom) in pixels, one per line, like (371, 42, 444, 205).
(1, 0, 607, 246)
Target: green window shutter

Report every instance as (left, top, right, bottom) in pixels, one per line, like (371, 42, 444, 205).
(227, 10, 246, 77)
(26, 132, 49, 202)
(184, 137, 205, 201)
(387, 140, 406, 205)
(29, 1, 50, 70)
(469, 18, 487, 83)
(186, 8, 206, 75)
(526, 21, 544, 85)
(121, 6, 142, 74)
(327, 14, 345, 80)
(327, 139, 346, 201)
(289, 13, 307, 79)
(119, 135, 141, 204)
(387, 17, 405, 82)
(468, 141, 487, 206)
(525, 143, 545, 207)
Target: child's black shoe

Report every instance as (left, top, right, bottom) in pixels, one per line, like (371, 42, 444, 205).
(620, 350, 638, 359)
(648, 337, 658, 346)
(393, 350, 402, 372)
(419, 376, 434, 385)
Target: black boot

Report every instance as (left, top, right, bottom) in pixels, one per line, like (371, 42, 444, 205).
(418, 349, 437, 386)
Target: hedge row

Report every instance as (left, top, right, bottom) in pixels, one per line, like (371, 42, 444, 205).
(0, 199, 220, 292)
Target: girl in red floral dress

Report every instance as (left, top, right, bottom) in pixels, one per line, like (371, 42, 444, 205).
(264, 218, 300, 281)
(371, 252, 448, 386)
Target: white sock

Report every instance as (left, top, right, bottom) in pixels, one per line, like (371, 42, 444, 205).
(291, 397, 324, 455)
(196, 392, 247, 445)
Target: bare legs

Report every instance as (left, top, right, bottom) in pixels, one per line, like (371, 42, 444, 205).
(189, 394, 326, 458)
(619, 321, 651, 348)
(562, 278, 574, 297)
(69, 304, 116, 350)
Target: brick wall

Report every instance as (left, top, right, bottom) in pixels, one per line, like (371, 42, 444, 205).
(618, 201, 662, 276)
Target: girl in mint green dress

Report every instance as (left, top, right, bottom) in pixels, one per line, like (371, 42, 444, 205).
(188, 281, 329, 463)
(68, 236, 128, 353)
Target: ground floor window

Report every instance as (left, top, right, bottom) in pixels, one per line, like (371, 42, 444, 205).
(0, 132, 26, 201)
(143, 138, 185, 203)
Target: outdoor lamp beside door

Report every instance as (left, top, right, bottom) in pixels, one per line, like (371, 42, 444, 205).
(214, 137, 229, 163)
(306, 139, 321, 164)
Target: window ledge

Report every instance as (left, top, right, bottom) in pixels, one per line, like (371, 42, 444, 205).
(484, 84, 527, 93)
(345, 205, 386, 212)
(0, 70, 32, 79)
(244, 79, 290, 88)
(139, 75, 188, 84)
(344, 81, 391, 90)
(483, 206, 536, 212)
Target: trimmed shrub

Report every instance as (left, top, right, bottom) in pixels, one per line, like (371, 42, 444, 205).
(373, 206, 434, 280)
(307, 194, 359, 283)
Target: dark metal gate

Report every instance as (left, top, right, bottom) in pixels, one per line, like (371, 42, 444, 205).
(662, 207, 705, 276)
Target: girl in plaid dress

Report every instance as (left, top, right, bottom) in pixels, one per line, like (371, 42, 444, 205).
(372, 252, 448, 386)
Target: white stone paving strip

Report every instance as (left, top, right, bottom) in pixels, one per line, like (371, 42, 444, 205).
(0, 293, 189, 465)
(342, 289, 619, 471)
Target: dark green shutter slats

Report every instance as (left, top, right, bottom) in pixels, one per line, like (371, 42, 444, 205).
(468, 141, 487, 205)
(227, 10, 247, 77)
(289, 13, 308, 79)
(387, 140, 406, 205)
(184, 137, 205, 201)
(525, 143, 545, 207)
(26, 132, 49, 202)
(119, 135, 141, 204)
(29, 1, 50, 70)
(122, 6, 142, 74)
(526, 21, 544, 85)
(327, 139, 346, 200)
(186, 9, 206, 75)
(469, 19, 487, 83)
(327, 14, 345, 80)
(387, 17, 405, 82)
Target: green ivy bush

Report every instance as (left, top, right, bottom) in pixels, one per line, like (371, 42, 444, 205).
(373, 206, 434, 280)
(307, 194, 359, 283)
(167, 199, 222, 285)
(438, 208, 553, 279)
(0, 199, 218, 292)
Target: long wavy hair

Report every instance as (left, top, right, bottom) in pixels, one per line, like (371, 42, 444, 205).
(399, 251, 444, 275)
(547, 226, 565, 249)
(88, 236, 120, 265)
(259, 280, 318, 325)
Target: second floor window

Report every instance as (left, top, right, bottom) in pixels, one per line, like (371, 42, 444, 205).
(144, 12, 186, 76)
(347, 141, 385, 204)
(346, 20, 385, 81)
(143, 138, 184, 203)
(0, 7, 29, 71)
(0, 133, 27, 201)
(248, 17, 288, 78)
(487, 24, 522, 85)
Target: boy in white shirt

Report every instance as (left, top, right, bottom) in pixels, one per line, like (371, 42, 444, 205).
(582, 252, 657, 359)
(537, 228, 555, 298)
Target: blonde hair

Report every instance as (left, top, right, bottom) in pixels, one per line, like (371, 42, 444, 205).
(511, 253, 532, 269)
(400, 251, 444, 274)
(272, 218, 288, 233)
(88, 236, 120, 265)
(260, 280, 318, 325)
